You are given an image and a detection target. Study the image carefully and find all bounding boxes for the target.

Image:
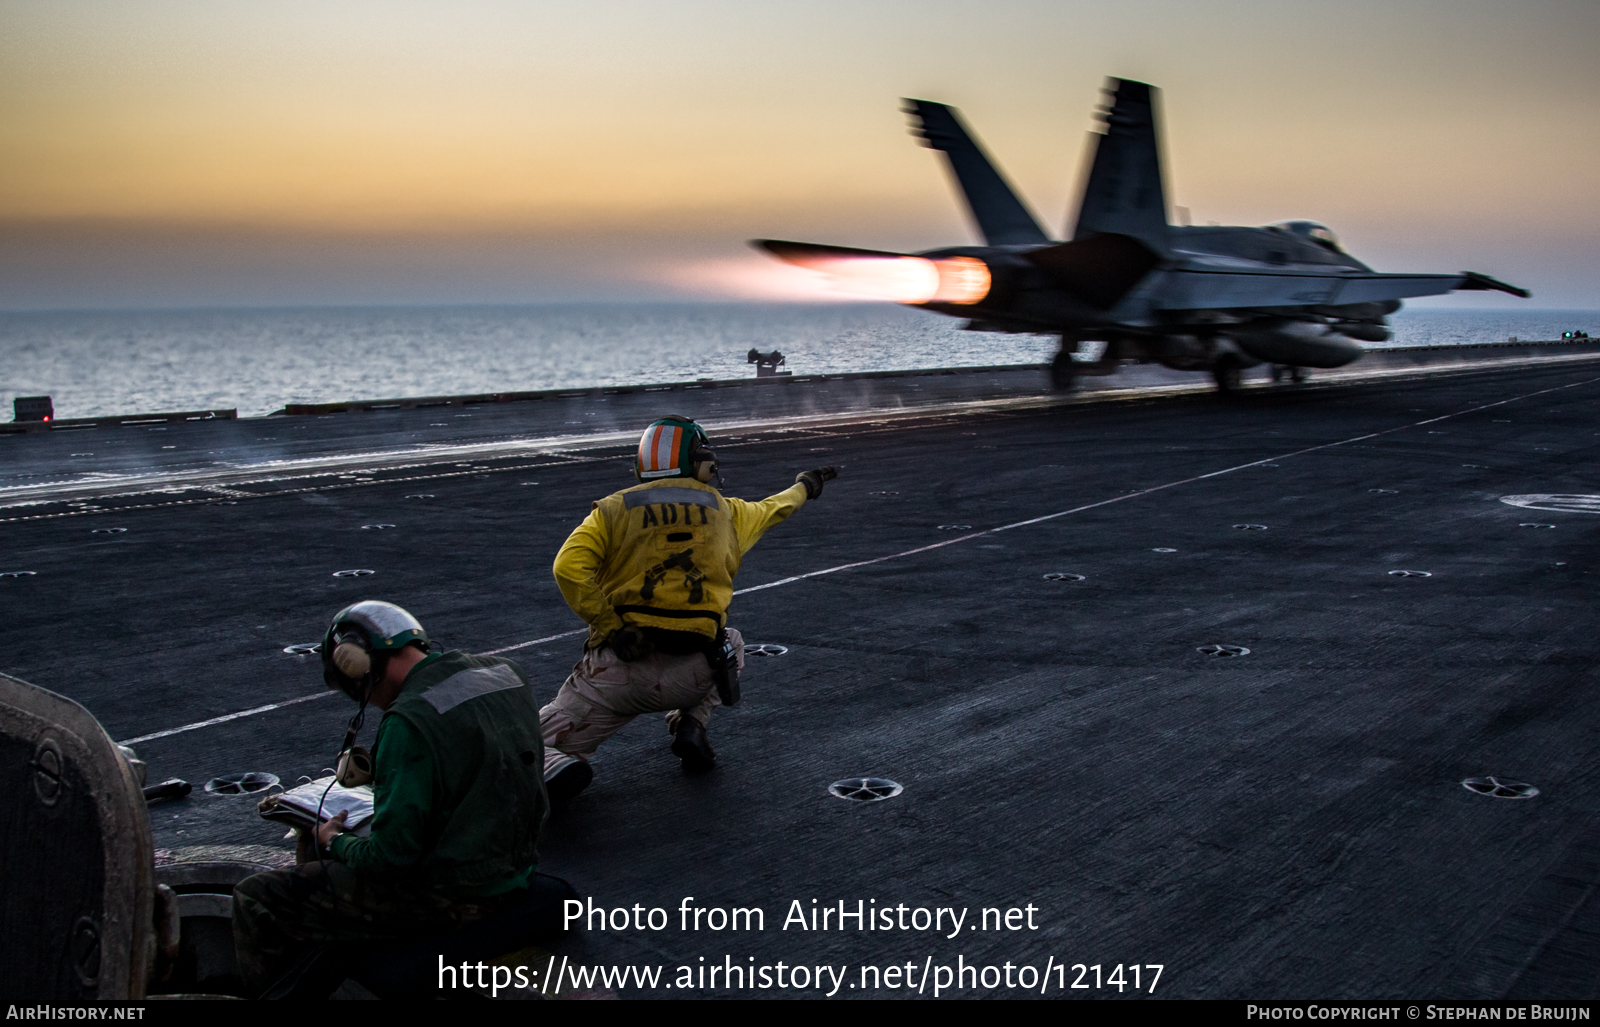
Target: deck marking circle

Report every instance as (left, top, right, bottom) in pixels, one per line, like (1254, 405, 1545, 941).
(1233, 524, 1268, 530)
(1388, 569, 1432, 578)
(1152, 548, 1177, 553)
(1519, 523, 1555, 529)
(1461, 776, 1539, 799)
(1043, 573, 1086, 582)
(745, 644, 788, 657)
(332, 569, 375, 577)
(1500, 494, 1600, 514)
(283, 643, 323, 656)
(1, 571, 38, 578)
(361, 524, 396, 530)
(204, 772, 280, 796)
(91, 527, 127, 534)
(829, 778, 903, 802)
(1197, 644, 1250, 657)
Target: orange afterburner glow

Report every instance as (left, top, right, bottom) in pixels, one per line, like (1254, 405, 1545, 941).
(929, 256, 991, 304)
(813, 255, 990, 305)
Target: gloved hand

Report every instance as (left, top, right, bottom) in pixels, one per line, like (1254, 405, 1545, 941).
(608, 626, 652, 662)
(796, 466, 837, 500)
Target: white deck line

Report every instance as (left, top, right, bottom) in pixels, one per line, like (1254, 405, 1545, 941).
(115, 370, 1600, 748)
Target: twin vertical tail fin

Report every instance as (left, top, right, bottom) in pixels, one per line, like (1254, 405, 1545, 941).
(903, 99, 1051, 247)
(1071, 78, 1170, 255)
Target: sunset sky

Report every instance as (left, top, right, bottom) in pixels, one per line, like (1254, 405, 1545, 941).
(2, 0, 1596, 309)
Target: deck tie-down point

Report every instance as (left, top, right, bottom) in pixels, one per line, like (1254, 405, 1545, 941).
(1043, 573, 1086, 582)
(1461, 776, 1538, 799)
(204, 773, 280, 796)
(283, 643, 322, 655)
(745, 644, 788, 657)
(1388, 570, 1432, 578)
(1197, 644, 1250, 657)
(332, 569, 375, 577)
(829, 778, 902, 802)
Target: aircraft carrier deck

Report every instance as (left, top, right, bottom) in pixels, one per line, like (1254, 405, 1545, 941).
(5, 345, 1600, 999)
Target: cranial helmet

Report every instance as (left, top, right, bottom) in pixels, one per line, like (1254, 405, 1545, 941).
(635, 415, 716, 483)
(321, 600, 429, 701)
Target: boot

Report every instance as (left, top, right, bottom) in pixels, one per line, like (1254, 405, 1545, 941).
(544, 754, 593, 804)
(670, 717, 716, 772)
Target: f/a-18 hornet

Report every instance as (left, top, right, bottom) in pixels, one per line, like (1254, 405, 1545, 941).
(754, 78, 1528, 391)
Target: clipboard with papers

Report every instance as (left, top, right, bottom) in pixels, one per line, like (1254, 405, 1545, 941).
(257, 776, 376, 838)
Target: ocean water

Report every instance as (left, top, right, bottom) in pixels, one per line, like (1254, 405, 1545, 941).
(0, 304, 1594, 420)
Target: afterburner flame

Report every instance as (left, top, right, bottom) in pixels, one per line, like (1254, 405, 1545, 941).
(930, 256, 991, 304)
(813, 255, 990, 305)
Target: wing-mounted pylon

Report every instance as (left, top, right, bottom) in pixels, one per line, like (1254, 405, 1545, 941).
(903, 99, 1052, 247)
(1072, 78, 1171, 256)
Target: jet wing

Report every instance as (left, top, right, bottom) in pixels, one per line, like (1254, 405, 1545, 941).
(1154, 268, 1528, 310)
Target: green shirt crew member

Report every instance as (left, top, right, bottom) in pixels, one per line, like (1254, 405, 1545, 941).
(540, 414, 836, 803)
(232, 601, 548, 998)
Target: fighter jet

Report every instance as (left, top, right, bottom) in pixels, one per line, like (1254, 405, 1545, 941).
(754, 78, 1528, 392)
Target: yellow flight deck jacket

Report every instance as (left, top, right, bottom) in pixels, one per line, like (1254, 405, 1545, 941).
(554, 477, 809, 648)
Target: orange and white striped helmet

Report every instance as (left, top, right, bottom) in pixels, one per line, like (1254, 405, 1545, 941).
(635, 416, 712, 481)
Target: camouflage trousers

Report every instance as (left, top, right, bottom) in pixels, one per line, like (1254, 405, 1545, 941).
(232, 859, 509, 996)
(539, 627, 744, 775)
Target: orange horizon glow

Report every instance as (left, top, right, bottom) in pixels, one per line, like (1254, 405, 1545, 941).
(1, 1, 1595, 308)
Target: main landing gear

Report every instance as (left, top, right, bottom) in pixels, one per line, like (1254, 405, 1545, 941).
(1269, 364, 1308, 384)
(1050, 348, 1077, 391)
(1212, 360, 1244, 394)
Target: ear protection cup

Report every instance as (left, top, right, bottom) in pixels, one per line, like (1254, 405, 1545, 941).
(323, 626, 382, 700)
(332, 641, 372, 680)
(690, 444, 719, 484)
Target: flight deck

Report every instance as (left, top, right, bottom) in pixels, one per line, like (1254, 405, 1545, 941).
(4, 347, 1600, 998)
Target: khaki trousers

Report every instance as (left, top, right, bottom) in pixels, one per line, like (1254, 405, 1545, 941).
(540, 627, 744, 774)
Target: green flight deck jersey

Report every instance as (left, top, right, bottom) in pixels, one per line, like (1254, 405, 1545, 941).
(330, 651, 548, 897)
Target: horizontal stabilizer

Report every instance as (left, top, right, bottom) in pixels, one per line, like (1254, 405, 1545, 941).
(1022, 233, 1160, 309)
(752, 240, 909, 267)
(1457, 271, 1531, 298)
(903, 99, 1051, 247)
(1072, 79, 1170, 255)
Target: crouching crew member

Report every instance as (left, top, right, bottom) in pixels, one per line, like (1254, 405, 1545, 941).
(232, 601, 548, 997)
(541, 414, 835, 801)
